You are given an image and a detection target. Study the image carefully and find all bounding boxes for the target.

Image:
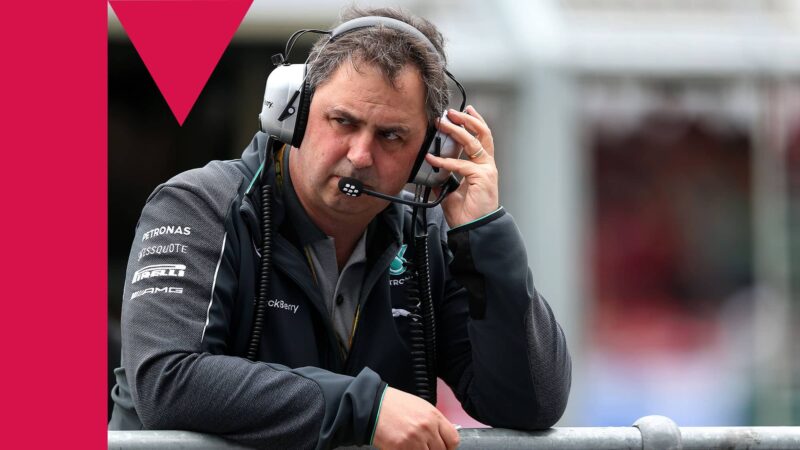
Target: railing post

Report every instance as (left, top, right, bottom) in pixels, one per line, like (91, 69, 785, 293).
(634, 415, 682, 450)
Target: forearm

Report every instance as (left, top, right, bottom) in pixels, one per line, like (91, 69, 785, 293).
(127, 350, 324, 448)
(126, 347, 385, 449)
(444, 210, 572, 429)
(465, 272, 571, 428)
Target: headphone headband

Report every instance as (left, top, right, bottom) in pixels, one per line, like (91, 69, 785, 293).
(329, 16, 443, 64)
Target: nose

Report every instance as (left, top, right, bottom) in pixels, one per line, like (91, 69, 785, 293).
(347, 132, 375, 169)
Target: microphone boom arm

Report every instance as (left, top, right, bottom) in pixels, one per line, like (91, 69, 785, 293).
(339, 176, 459, 209)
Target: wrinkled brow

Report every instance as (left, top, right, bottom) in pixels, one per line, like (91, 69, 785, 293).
(326, 106, 412, 136)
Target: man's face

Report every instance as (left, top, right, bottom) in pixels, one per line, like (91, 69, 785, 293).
(290, 61, 428, 220)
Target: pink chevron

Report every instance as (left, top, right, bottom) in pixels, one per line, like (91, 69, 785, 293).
(110, 0, 253, 125)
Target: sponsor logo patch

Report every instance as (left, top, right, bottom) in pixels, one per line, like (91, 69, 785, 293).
(131, 286, 183, 300)
(268, 299, 299, 314)
(138, 243, 189, 261)
(142, 225, 191, 241)
(389, 244, 408, 276)
(389, 274, 414, 286)
(132, 263, 186, 284)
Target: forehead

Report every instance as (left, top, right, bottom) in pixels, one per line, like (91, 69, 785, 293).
(312, 61, 427, 124)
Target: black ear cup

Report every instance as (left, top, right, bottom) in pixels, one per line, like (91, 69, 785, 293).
(409, 112, 463, 187)
(291, 80, 313, 148)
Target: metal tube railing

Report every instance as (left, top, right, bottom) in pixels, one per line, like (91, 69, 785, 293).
(680, 426, 800, 450)
(107, 415, 800, 449)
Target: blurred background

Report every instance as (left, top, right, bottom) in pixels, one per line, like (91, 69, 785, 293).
(108, 0, 800, 427)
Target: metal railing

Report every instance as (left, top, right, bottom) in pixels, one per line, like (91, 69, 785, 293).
(108, 415, 800, 449)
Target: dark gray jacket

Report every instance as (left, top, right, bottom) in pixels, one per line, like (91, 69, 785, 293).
(109, 132, 571, 449)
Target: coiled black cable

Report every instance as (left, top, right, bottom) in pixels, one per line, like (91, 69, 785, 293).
(414, 233, 437, 402)
(246, 182, 272, 360)
(404, 258, 430, 401)
(405, 188, 437, 404)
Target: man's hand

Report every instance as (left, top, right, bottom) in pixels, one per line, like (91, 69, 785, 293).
(425, 105, 499, 229)
(372, 387, 460, 450)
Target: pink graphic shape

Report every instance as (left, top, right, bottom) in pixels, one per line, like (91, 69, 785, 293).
(110, 0, 253, 125)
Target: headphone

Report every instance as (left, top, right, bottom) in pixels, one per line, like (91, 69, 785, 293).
(258, 16, 467, 187)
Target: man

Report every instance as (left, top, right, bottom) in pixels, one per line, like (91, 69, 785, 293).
(109, 7, 571, 450)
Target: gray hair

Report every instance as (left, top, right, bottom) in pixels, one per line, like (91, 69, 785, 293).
(306, 6, 450, 124)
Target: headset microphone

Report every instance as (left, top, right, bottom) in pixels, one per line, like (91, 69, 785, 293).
(338, 177, 457, 209)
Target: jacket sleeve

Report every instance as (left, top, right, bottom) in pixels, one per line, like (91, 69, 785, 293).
(120, 176, 385, 450)
(436, 208, 572, 429)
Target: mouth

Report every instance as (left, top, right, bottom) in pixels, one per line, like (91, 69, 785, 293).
(333, 175, 374, 191)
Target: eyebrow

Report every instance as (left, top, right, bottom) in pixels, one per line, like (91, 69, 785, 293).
(326, 106, 412, 136)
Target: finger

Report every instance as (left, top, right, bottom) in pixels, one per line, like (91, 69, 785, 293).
(437, 113, 481, 150)
(444, 109, 488, 141)
(428, 432, 447, 450)
(425, 153, 483, 178)
(438, 421, 460, 450)
(436, 119, 487, 160)
(425, 153, 475, 176)
(466, 104, 486, 124)
(443, 109, 494, 156)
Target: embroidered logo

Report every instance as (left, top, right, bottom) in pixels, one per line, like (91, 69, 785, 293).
(389, 244, 408, 276)
(131, 286, 183, 300)
(132, 264, 186, 284)
(268, 299, 299, 314)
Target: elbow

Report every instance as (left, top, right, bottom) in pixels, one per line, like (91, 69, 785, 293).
(496, 393, 568, 431)
(137, 406, 172, 431)
(526, 372, 572, 430)
(465, 358, 572, 431)
(128, 355, 190, 430)
(135, 387, 179, 431)
(532, 364, 572, 429)
(469, 384, 570, 431)
(524, 402, 567, 430)
(522, 345, 572, 430)
(131, 373, 175, 430)
(507, 371, 572, 430)
(496, 401, 567, 431)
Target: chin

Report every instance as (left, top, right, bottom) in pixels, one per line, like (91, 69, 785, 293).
(328, 192, 386, 216)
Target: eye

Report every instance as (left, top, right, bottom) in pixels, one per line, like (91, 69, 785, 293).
(381, 130, 401, 141)
(332, 117, 352, 126)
